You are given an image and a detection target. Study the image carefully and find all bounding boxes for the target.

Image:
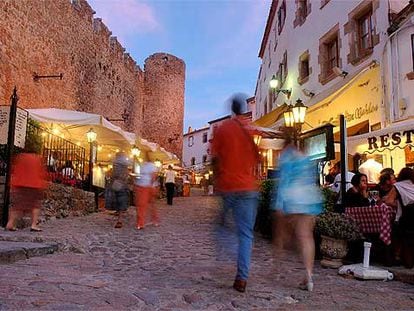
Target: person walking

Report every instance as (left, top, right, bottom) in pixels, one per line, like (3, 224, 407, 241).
(110, 152, 130, 228)
(272, 131, 322, 292)
(135, 161, 159, 230)
(165, 165, 176, 205)
(6, 147, 47, 232)
(211, 95, 260, 293)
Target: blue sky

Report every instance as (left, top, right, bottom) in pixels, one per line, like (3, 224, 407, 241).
(88, 0, 270, 130)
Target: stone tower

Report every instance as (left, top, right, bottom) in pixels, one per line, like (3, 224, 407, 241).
(142, 53, 185, 159)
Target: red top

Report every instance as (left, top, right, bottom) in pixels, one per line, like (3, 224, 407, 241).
(211, 117, 259, 192)
(11, 153, 47, 189)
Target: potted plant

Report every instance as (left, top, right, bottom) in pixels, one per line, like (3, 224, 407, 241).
(316, 212, 363, 268)
(254, 179, 276, 239)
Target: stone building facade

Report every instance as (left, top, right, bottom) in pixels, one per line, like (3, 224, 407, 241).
(0, 0, 185, 158)
(254, 0, 413, 173)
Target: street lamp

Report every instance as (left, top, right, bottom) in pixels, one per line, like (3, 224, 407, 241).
(292, 98, 307, 125)
(269, 75, 292, 99)
(154, 159, 162, 168)
(283, 99, 308, 146)
(86, 128, 97, 191)
(131, 145, 140, 174)
(253, 134, 262, 146)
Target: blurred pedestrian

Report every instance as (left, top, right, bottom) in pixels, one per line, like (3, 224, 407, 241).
(211, 95, 260, 293)
(165, 165, 176, 205)
(110, 152, 130, 228)
(272, 130, 322, 292)
(6, 146, 47, 232)
(135, 161, 159, 230)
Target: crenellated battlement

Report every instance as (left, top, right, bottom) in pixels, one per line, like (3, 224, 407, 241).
(71, 0, 95, 22)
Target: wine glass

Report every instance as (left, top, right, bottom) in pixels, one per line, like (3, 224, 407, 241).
(371, 190, 379, 206)
(368, 190, 379, 207)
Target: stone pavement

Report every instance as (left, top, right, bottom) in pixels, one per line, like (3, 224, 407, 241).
(0, 192, 414, 310)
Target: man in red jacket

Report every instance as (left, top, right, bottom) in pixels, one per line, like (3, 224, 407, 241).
(211, 96, 259, 293)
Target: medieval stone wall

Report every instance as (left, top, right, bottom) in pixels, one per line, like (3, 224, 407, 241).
(0, 0, 185, 156)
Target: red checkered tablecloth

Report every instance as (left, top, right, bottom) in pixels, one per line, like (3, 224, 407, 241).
(345, 203, 396, 245)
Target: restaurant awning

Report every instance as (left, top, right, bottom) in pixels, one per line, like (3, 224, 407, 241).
(304, 61, 381, 132)
(252, 103, 290, 128)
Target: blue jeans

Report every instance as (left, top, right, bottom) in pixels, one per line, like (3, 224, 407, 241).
(221, 191, 258, 281)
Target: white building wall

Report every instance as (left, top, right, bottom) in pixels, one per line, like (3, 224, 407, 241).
(182, 128, 210, 169)
(384, 14, 414, 121)
(255, 0, 391, 120)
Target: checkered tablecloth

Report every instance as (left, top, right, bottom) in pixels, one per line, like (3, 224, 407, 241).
(345, 203, 396, 245)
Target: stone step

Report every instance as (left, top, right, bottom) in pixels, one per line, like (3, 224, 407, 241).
(0, 241, 58, 264)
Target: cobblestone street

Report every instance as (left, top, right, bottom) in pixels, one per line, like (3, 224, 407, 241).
(0, 192, 414, 310)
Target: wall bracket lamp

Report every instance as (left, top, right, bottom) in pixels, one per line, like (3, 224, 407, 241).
(269, 75, 292, 99)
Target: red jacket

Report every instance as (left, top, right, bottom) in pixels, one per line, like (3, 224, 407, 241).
(11, 153, 47, 189)
(211, 117, 259, 192)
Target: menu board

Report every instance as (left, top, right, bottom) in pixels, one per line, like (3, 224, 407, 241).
(0, 106, 28, 148)
(303, 132, 328, 161)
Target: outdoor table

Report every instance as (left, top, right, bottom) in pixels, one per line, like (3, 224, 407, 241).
(345, 203, 396, 245)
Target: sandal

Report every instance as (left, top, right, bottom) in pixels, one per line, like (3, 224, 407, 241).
(30, 227, 42, 232)
(299, 277, 314, 292)
(114, 221, 123, 228)
(5, 227, 17, 231)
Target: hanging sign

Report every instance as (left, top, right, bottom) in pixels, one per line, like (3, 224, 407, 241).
(0, 106, 29, 148)
(367, 129, 414, 151)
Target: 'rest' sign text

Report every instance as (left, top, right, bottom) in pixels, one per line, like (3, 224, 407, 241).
(368, 129, 414, 150)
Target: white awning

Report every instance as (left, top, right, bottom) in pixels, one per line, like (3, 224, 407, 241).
(28, 108, 180, 163)
(28, 108, 136, 148)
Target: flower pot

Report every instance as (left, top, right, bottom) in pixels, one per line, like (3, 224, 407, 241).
(320, 235, 348, 268)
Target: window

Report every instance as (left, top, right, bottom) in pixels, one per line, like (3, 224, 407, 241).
(345, 2, 379, 65)
(327, 37, 339, 76)
(274, 26, 278, 51)
(277, 51, 288, 87)
(301, 58, 310, 79)
(188, 136, 194, 147)
(298, 50, 310, 84)
(299, 0, 307, 17)
(202, 155, 207, 163)
(191, 157, 195, 166)
(277, 0, 286, 34)
(357, 10, 373, 55)
(282, 51, 288, 81)
(294, 0, 310, 28)
(318, 24, 340, 85)
(411, 34, 414, 71)
(202, 132, 208, 143)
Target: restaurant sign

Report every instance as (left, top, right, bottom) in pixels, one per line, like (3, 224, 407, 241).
(368, 129, 414, 151)
(0, 106, 28, 148)
(318, 102, 379, 127)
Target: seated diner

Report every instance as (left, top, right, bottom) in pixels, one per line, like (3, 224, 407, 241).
(343, 173, 370, 207)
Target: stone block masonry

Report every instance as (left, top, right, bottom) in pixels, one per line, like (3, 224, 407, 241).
(0, 0, 185, 158)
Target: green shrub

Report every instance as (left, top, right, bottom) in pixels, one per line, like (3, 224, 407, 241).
(254, 179, 277, 239)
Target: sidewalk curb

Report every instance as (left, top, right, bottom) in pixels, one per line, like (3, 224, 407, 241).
(0, 241, 59, 264)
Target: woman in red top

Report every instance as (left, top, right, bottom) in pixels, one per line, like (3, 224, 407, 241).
(6, 152, 47, 231)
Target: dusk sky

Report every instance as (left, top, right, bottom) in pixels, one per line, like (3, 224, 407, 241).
(88, 0, 271, 130)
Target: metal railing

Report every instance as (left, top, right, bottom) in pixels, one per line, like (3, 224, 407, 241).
(28, 122, 86, 185)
